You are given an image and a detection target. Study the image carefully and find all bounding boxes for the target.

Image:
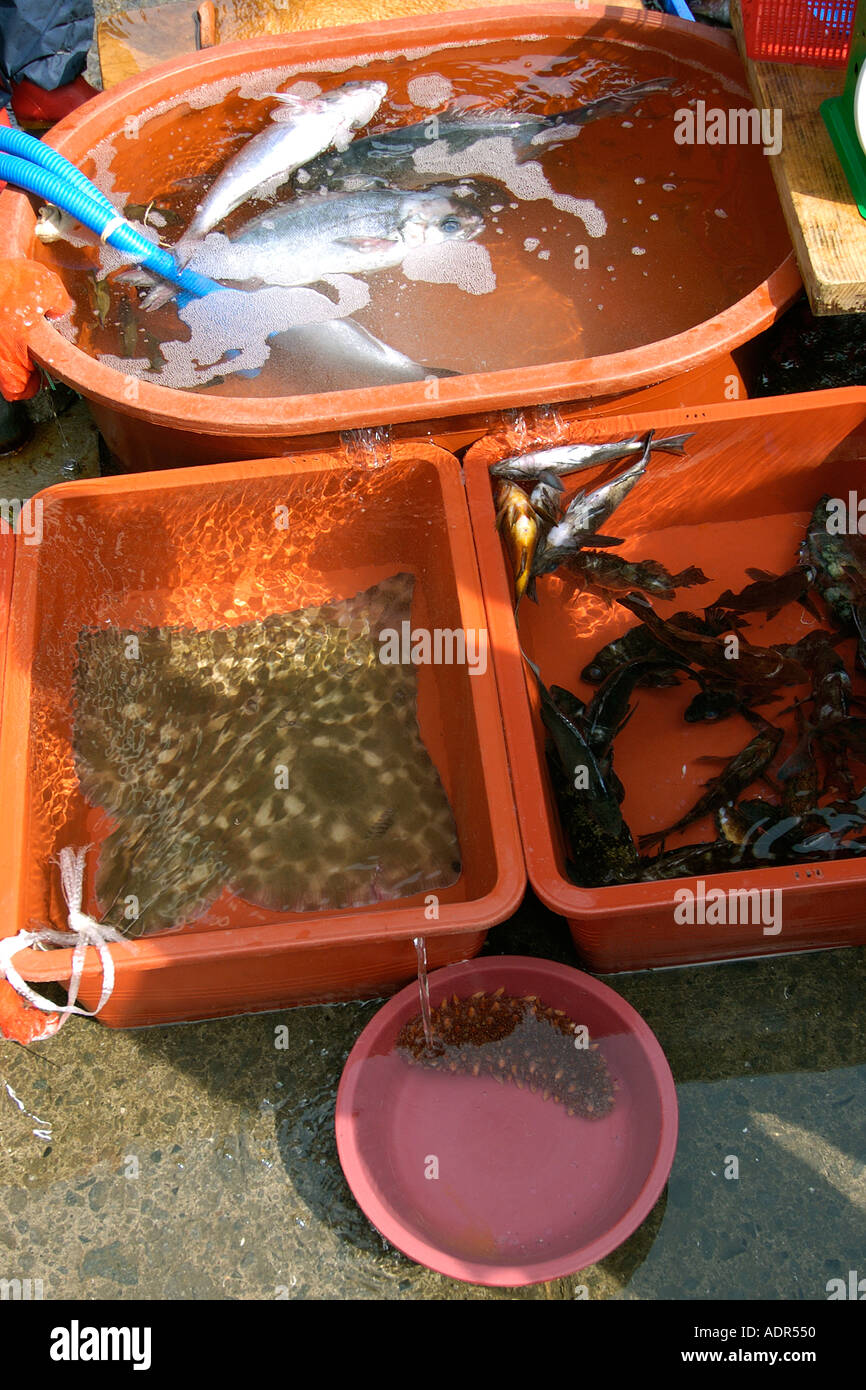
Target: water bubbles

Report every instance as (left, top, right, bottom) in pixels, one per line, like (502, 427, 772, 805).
(402, 240, 496, 295)
(538, 249, 550, 260)
(663, 183, 677, 192)
(407, 73, 453, 109)
(631, 247, 646, 256)
(650, 213, 660, 222)
(715, 208, 728, 219)
(524, 237, 540, 251)
(634, 176, 645, 185)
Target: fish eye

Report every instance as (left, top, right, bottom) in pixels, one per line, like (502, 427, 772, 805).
(440, 215, 462, 234)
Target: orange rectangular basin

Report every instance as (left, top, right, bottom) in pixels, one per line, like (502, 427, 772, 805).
(0, 443, 524, 1025)
(464, 387, 866, 971)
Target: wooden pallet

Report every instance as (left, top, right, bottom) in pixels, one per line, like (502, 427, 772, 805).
(98, 0, 643, 91)
(731, 0, 866, 315)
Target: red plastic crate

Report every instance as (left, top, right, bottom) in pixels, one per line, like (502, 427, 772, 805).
(740, 0, 854, 66)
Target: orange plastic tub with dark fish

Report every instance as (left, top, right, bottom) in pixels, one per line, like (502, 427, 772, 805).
(464, 388, 866, 971)
(0, 443, 524, 1026)
(0, 6, 800, 470)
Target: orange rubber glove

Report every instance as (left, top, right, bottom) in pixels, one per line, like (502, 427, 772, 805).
(0, 258, 73, 400)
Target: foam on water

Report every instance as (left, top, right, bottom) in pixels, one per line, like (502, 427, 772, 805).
(402, 240, 495, 296)
(99, 279, 371, 389)
(407, 73, 453, 108)
(410, 135, 606, 237)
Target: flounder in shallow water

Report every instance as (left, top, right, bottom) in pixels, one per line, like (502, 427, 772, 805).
(73, 573, 461, 935)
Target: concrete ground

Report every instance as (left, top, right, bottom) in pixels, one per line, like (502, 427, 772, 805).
(2, 895, 864, 1300)
(0, 0, 864, 1303)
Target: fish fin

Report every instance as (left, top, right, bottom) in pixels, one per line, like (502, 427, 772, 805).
(265, 91, 314, 107)
(590, 534, 625, 548)
(745, 567, 778, 582)
(334, 235, 400, 251)
(672, 566, 711, 588)
(537, 469, 565, 491)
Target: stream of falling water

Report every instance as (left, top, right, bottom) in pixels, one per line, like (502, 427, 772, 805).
(412, 935, 434, 1050)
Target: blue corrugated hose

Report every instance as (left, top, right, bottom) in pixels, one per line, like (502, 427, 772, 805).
(0, 126, 222, 299)
(662, 0, 696, 20)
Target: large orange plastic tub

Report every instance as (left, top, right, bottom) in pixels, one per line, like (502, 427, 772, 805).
(0, 6, 800, 470)
(0, 444, 524, 1026)
(464, 388, 866, 972)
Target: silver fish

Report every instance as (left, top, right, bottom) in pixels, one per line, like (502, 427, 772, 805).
(293, 79, 674, 189)
(181, 80, 388, 244)
(489, 431, 693, 482)
(544, 432, 655, 552)
(182, 184, 485, 288)
(203, 318, 458, 394)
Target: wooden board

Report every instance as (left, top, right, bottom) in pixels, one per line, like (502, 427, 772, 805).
(98, 0, 644, 91)
(731, 0, 866, 315)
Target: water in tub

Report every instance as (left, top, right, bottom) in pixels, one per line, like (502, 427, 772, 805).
(42, 37, 788, 394)
(30, 463, 467, 938)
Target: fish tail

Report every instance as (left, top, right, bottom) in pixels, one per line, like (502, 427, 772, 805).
(638, 829, 667, 853)
(652, 432, 694, 456)
(552, 78, 674, 132)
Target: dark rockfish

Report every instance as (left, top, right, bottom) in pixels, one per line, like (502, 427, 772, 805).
(582, 657, 687, 755)
(617, 593, 809, 688)
(536, 674, 623, 838)
(568, 551, 709, 602)
(639, 722, 784, 851)
(714, 566, 820, 621)
(683, 683, 746, 724)
(800, 495, 866, 667)
(294, 79, 674, 189)
(777, 705, 821, 819)
(580, 609, 723, 687)
(639, 839, 745, 880)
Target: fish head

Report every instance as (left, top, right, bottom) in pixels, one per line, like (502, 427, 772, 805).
(399, 187, 486, 246)
(339, 80, 389, 129)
